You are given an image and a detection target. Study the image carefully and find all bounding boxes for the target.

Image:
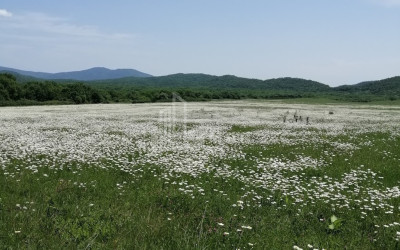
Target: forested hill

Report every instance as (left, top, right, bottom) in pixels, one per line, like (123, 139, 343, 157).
(90, 73, 331, 92)
(1, 71, 400, 106)
(335, 76, 400, 95)
(0, 72, 329, 105)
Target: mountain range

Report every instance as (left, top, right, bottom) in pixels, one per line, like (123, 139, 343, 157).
(1, 66, 399, 97)
(0, 66, 152, 81)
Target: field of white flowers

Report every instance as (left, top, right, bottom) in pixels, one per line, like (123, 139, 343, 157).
(1, 100, 400, 249)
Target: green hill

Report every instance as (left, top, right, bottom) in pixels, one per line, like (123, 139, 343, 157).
(2, 68, 400, 106)
(354, 76, 400, 94)
(0, 70, 41, 83)
(334, 76, 400, 100)
(90, 73, 331, 93)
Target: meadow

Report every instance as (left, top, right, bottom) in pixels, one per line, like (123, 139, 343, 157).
(1, 100, 400, 249)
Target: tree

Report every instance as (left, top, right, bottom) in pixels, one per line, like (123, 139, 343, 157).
(0, 73, 21, 101)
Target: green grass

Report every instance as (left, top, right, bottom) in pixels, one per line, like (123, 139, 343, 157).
(227, 125, 266, 133)
(1, 127, 400, 248)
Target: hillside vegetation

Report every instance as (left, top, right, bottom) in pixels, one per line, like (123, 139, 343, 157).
(91, 74, 331, 92)
(0, 72, 399, 106)
(335, 76, 400, 100)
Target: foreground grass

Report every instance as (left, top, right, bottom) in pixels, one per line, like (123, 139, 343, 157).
(1, 101, 400, 249)
(1, 129, 400, 249)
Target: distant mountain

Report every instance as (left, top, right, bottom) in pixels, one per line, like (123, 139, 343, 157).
(0, 66, 152, 81)
(2, 68, 400, 105)
(90, 73, 331, 92)
(2, 65, 398, 97)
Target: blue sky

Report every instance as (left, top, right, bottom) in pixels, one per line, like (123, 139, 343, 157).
(0, 0, 399, 86)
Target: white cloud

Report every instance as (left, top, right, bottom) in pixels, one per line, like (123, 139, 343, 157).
(1, 12, 135, 40)
(0, 11, 145, 72)
(0, 8, 12, 17)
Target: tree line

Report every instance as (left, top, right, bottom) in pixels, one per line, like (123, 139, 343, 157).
(0, 73, 104, 105)
(1, 72, 398, 106)
(0, 73, 309, 106)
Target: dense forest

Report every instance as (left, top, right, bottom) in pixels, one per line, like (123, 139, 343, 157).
(90, 73, 331, 91)
(0, 72, 320, 105)
(334, 76, 400, 101)
(0, 72, 399, 106)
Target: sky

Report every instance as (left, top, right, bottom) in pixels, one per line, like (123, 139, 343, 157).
(0, 0, 399, 86)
